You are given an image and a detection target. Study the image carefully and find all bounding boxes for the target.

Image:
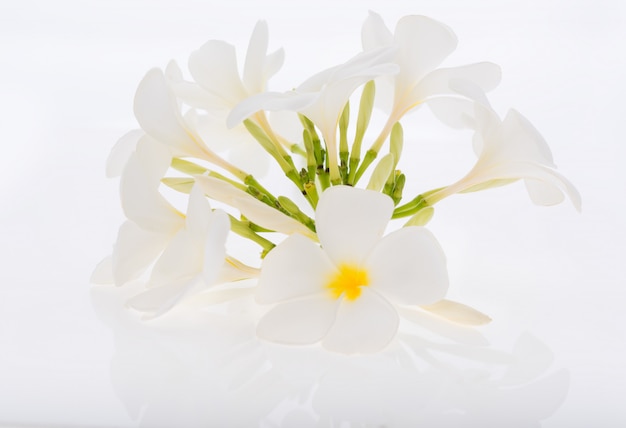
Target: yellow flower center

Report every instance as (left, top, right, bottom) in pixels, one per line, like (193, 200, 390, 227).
(327, 264, 369, 301)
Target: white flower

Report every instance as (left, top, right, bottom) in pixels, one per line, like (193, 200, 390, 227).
(361, 12, 501, 144)
(255, 186, 449, 354)
(425, 104, 582, 210)
(228, 47, 399, 183)
(110, 137, 185, 286)
(133, 67, 247, 180)
(187, 21, 284, 109)
(126, 184, 235, 319)
(172, 21, 285, 175)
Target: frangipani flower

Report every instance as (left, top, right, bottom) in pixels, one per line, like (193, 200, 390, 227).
(425, 104, 582, 210)
(126, 185, 236, 319)
(228, 47, 399, 183)
(134, 67, 248, 180)
(361, 12, 501, 146)
(111, 138, 185, 286)
(172, 21, 286, 174)
(256, 186, 449, 354)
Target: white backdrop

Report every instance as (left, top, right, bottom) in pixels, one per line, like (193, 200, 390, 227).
(1, 0, 625, 426)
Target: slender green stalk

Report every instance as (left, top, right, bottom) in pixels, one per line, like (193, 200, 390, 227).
(347, 81, 376, 185)
(228, 215, 276, 257)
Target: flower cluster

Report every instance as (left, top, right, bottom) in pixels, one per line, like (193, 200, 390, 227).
(93, 13, 580, 354)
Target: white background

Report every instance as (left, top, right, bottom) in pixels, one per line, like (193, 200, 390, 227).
(1, 0, 625, 426)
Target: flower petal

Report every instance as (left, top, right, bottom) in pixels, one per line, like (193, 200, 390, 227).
(491, 109, 556, 167)
(393, 15, 457, 90)
(414, 62, 501, 102)
(242, 20, 284, 93)
(106, 130, 143, 178)
(149, 228, 203, 287)
(316, 186, 394, 265)
(426, 96, 475, 129)
(361, 11, 393, 51)
(256, 234, 335, 304)
(120, 138, 183, 233)
(420, 299, 491, 326)
(133, 68, 200, 156)
(478, 161, 581, 211)
(366, 226, 448, 305)
(524, 178, 565, 207)
(188, 40, 247, 106)
(90, 256, 113, 284)
(127, 277, 199, 319)
(227, 91, 317, 128)
(201, 209, 230, 285)
(112, 221, 171, 286)
(185, 184, 210, 232)
(257, 294, 339, 345)
(322, 289, 399, 354)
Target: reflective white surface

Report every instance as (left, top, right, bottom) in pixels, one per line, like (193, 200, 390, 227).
(1, 0, 624, 426)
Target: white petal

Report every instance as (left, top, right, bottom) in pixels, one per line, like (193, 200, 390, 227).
(420, 299, 491, 326)
(188, 40, 247, 106)
(164, 60, 183, 82)
(91, 256, 114, 284)
(228, 137, 271, 177)
(492, 109, 555, 167)
(120, 139, 183, 233)
(149, 228, 202, 287)
(366, 226, 448, 305)
(269, 110, 305, 144)
(227, 91, 317, 128)
(217, 258, 260, 283)
(133, 68, 199, 155)
(322, 289, 399, 354)
(112, 221, 171, 286)
(257, 294, 339, 345)
(263, 48, 285, 83)
(361, 11, 393, 51)
(297, 47, 399, 129)
(476, 161, 581, 211)
(243, 20, 271, 93)
(185, 184, 212, 236)
(257, 234, 335, 304)
(394, 15, 457, 90)
(106, 129, 143, 178)
(427, 97, 475, 129)
(127, 277, 198, 319)
(414, 62, 501, 102)
(524, 178, 565, 206)
(201, 209, 230, 285)
(316, 186, 393, 265)
(171, 80, 227, 110)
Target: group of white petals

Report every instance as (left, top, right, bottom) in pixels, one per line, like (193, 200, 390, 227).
(93, 12, 580, 354)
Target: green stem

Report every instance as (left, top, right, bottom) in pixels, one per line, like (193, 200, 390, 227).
(352, 149, 378, 185)
(229, 215, 276, 257)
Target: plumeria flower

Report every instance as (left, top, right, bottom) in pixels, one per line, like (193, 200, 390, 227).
(424, 103, 582, 210)
(255, 186, 449, 354)
(361, 12, 501, 148)
(169, 21, 286, 174)
(134, 67, 248, 181)
(228, 47, 399, 183)
(110, 137, 186, 286)
(127, 184, 245, 319)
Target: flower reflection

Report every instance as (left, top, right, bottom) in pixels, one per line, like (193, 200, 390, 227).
(91, 284, 568, 427)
